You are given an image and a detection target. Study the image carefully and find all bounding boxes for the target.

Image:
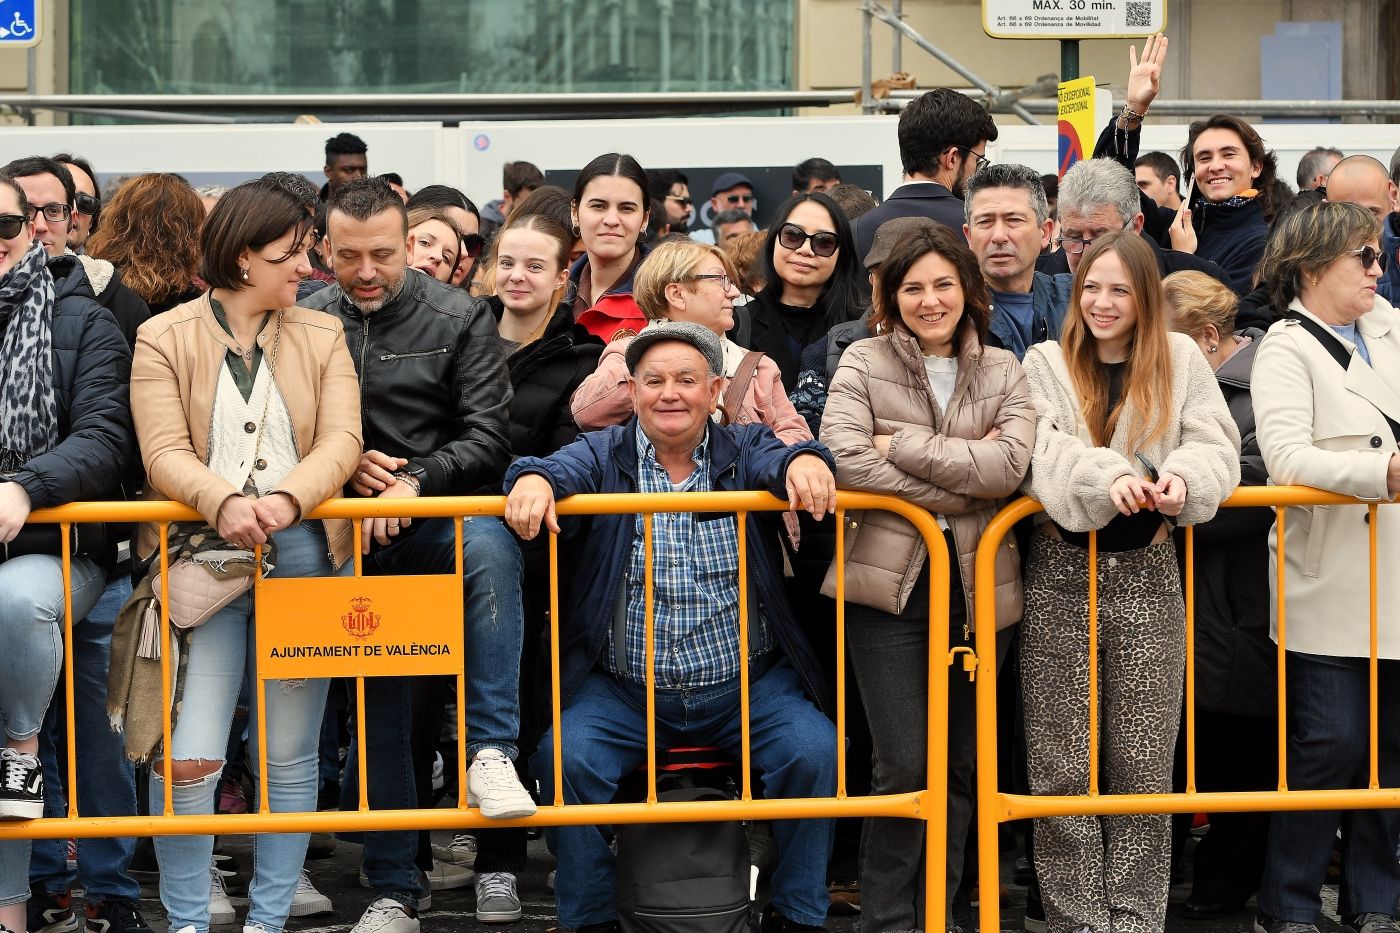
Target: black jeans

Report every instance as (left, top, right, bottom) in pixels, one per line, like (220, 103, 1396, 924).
(845, 540, 1013, 931)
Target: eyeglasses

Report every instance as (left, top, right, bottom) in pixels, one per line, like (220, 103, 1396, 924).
(26, 202, 71, 224)
(1055, 233, 1100, 255)
(666, 195, 693, 207)
(723, 192, 755, 206)
(687, 273, 733, 291)
(1350, 245, 1390, 273)
(952, 145, 991, 174)
(74, 193, 100, 216)
(0, 213, 27, 239)
(460, 233, 485, 258)
(777, 222, 839, 258)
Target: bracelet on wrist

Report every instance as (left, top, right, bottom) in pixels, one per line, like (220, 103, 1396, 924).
(393, 471, 422, 494)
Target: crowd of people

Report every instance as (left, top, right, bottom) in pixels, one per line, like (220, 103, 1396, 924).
(1, 33, 1400, 933)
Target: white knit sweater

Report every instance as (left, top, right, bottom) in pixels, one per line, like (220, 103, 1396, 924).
(207, 363, 300, 495)
(1021, 333, 1241, 531)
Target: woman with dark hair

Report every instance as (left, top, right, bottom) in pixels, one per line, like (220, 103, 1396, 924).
(1020, 231, 1239, 933)
(567, 152, 652, 342)
(0, 173, 131, 933)
(819, 224, 1035, 933)
(1251, 201, 1400, 933)
(1169, 114, 1278, 295)
(127, 177, 361, 933)
(88, 173, 206, 315)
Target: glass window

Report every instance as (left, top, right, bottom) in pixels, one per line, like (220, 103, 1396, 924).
(70, 0, 794, 96)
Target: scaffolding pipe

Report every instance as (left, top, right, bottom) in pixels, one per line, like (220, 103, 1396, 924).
(861, 0, 873, 115)
(879, 94, 1400, 118)
(892, 0, 902, 73)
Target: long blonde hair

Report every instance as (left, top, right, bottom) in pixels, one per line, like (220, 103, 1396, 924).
(1062, 231, 1174, 453)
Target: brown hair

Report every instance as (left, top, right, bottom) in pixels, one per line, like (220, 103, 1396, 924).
(1163, 270, 1239, 338)
(868, 223, 989, 347)
(1256, 200, 1380, 317)
(87, 173, 204, 305)
(1181, 114, 1283, 222)
(633, 238, 740, 320)
(200, 178, 315, 291)
(723, 229, 767, 295)
(1063, 231, 1174, 452)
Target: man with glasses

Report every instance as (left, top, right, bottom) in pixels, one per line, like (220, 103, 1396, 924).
(647, 168, 694, 234)
(692, 172, 756, 244)
(0, 156, 152, 933)
(853, 87, 997, 258)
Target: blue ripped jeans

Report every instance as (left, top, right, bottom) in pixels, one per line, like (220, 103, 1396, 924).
(149, 522, 332, 933)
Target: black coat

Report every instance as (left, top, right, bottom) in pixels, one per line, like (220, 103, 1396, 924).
(1191, 197, 1269, 297)
(1177, 329, 1275, 718)
(853, 181, 966, 259)
(488, 297, 603, 461)
(9, 258, 133, 510)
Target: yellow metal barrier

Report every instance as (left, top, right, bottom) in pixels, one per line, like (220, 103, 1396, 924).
(4, 491, 953, 932)
(973, 487, 1400, 933)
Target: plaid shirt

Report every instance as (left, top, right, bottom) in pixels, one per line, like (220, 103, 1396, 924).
(607, 429, 774, 687)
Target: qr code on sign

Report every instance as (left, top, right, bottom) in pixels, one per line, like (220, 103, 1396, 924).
(1125, 1, 1152, 27)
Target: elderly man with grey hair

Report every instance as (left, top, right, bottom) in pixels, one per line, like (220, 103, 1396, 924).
(962, 163, 1073, 358)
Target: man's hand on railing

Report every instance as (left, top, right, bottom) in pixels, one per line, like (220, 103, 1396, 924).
(217, 494, 269, 550)
(0, 481, 31, 544)
(505, 474, 560, 542)
(785, 453, 836, 521)
(351, 450, 409, 496)
(362, 478, 417, 553)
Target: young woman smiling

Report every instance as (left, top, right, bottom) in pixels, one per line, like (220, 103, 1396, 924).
(819, 224, 1035, 933)
(1019, 231, 1239, 933)
(567, 153, 651, 342)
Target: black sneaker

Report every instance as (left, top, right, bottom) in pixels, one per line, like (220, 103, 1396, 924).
(1346, 914, 1400, 933)
(85, 900, 154, 933)
(27, 888, 80, 933)
(0, 748, 43, 819)
(760, 904, 826, 933)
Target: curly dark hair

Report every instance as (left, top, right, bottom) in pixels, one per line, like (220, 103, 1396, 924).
(868, 223, 989, 347)
(87, 173, 204, 305)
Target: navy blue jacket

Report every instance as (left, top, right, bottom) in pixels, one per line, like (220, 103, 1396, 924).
(1380, 212, 1400, 306)
(504, 420, 835, 711)
(987, 271, 1073, 360)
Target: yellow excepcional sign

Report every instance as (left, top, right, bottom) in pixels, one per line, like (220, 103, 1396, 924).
(255, 574, 463, 678)
(1057, 75, 1102, 179)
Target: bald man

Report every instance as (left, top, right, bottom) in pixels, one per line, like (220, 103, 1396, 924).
(1326, 155, 1400, 303)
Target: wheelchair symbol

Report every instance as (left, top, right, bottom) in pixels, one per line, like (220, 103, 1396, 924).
(0, 11, 34, 40)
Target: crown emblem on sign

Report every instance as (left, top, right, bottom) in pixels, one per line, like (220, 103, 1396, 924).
(342, 596, 381, 638)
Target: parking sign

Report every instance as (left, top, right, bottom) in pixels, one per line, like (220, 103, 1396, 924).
(0, 0, 39, 49)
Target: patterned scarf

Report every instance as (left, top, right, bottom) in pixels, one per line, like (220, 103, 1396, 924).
(0, 243, 58, 474)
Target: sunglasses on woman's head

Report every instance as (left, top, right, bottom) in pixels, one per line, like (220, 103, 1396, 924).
(1350, 245, 1390, 273)
(0, 214, 27, 240)
(777, 222, 839, 258)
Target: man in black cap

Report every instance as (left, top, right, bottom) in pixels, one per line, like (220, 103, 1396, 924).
(694, 172, 755, 243)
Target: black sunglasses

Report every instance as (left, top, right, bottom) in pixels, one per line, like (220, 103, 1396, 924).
(777, 222, 839, 258)
(0, 213, 26, 239)
(74, 192, 101, 216)
(1351, 245, 1390, 273)
(461, 233, 486, 258)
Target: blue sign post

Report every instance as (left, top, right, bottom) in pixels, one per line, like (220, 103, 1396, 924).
(0, 0, 39, 48)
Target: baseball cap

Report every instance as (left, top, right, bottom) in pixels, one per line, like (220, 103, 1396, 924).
(624, 321, 725, 377)
(711, 172, 754, 196)
(864, 216, 942, 269)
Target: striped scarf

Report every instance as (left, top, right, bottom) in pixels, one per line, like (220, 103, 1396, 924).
(0, 243, 58, 475)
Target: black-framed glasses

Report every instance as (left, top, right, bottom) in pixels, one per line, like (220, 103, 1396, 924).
(952, 145, 991, 174)
(74, 193, 100, 216)
(687, 273, 733, 291)
(724, 192, 755, 206)
(1055, 233, 1099, 255)
(666, 195, 693, 207)
(26, 202, 71, 224)
(777, 221, 839, 258)
(0, 213, 26, 239)
(1350, 245, 1390, 273)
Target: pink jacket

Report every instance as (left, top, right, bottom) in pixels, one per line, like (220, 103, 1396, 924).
(570, 329, 812, 445)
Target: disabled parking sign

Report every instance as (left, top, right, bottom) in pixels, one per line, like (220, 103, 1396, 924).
(0, 0, 39, 48)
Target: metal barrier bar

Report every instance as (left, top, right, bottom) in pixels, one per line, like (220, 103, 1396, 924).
(974, 488, 1396, 933)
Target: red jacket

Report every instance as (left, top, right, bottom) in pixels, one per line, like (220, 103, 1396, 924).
(576, 292, 647, 343)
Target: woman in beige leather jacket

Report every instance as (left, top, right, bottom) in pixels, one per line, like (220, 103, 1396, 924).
(819, 223, 1035, 933)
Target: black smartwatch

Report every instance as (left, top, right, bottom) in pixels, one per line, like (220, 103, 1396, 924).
(394, 463, 428, 494)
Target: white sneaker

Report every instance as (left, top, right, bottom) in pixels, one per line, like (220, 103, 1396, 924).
(431, 752, 445, 793)
(546, 869, 555, 892)
(467, 749, 537, 819)
(357, 870, 432, 911)
(425, 859, 474, 890)
(287, 868, 334, 917)
(209, 862, 236, 925)
(474, 871, 523, 923)
(350, 898, 419, 933)
(431, 832, 477, 866)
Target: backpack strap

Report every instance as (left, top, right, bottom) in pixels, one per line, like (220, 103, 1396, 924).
(1285, 310, 1400, 443)
(720, 351, 764, 426)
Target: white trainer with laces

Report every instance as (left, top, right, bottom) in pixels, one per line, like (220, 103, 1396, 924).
(208, 862, 235, 926)
(467, 749, 537, 819)
(474, 871, 523, 923)
(0, 747, 44, 819)
(287, 868, 334, 917)
(351, 898, 419, 933)
(431, 832, 477, 866)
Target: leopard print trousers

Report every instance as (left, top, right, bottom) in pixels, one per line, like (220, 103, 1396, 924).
(1020, 531, 1185, 933)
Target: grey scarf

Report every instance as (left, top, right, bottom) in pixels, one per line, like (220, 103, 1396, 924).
(0, 243, 58, 474)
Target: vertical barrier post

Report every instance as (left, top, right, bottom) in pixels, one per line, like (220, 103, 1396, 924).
(737, 513, 753, 801)
(834, 508, 847, 799)
(1368, 504, 1380, 789)
(1087, 530, 1099, 796)
(643, 513, 657, 804)
(549, 529, 564, 808)
(60, 524, 78, 818)
(1275, 508, 1288, 790)
(353, 522, 369, 811)
(456, 517, 469, 805)
(159, 523, 174, 816)
(255, 542, 271, 814)
(922, 518, 952, 933)
(1184, 525, 1197, 793)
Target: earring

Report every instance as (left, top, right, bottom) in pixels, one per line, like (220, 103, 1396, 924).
(1208, 344, 1219, 353)
(239, 267, 250, 282)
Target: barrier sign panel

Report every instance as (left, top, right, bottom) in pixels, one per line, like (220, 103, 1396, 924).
(1057, 76, 1111, 178)
(983, 0, 1164, 39)
(0, 0, 39, 47)
(256, 574, 463, 678)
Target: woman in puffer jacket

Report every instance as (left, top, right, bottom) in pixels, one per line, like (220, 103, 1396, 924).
(819, 223, 1036, 933)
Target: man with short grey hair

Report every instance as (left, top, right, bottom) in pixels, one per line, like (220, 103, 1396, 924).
(1297, 146, 1344, 192)
(962, 164, 1072, 358)
(711, 208, 757, 245)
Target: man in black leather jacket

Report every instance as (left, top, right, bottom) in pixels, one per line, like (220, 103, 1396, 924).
(301, 178, 532, 933)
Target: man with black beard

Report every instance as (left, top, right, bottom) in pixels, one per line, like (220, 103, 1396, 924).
(853, 87, 998, 256)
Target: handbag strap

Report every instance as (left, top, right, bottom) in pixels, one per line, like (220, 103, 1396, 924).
(1284, 310, 1400, 443)
(720, 350, 764, 426)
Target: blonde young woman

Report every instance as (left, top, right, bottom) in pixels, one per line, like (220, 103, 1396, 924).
(1020, 231, 1239, 933)
(405, 205, 462, 285)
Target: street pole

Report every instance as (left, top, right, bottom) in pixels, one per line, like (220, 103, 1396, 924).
(1060, 38, 1079, 82)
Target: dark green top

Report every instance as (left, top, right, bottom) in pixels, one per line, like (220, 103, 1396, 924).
(209, 298, 270, 403)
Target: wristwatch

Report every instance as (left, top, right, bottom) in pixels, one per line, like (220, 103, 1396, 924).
(393, 463, 428, 494)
